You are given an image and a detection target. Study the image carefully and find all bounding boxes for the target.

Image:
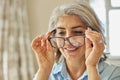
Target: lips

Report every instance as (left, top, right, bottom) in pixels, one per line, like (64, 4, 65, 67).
(64, 47, 79, 53)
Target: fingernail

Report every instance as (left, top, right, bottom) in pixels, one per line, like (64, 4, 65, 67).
(88, 27, 91, 30)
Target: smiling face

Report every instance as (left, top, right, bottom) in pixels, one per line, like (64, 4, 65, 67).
(55, 15, 87, 61)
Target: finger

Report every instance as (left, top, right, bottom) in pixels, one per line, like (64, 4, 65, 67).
(41, 36, 47, 53)
(85, 38, 92, 48)
(47, 39, 52, 51)
(86, 28, 99, 34)
(86, 30, 101, 39)
(41, 35, 46, 46)
(47, 39, 56, 54)
(31, 35, 42, 49)
(85, 38, 92, 58)
(86, 28, 102, 39)
(85, 31, 102, 47)
(44, 32, 52, 41)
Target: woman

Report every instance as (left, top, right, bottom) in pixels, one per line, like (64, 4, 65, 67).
(32, 1, 120, 80)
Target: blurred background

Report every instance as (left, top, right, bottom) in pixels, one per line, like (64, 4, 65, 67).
(0, 0, 120, 80)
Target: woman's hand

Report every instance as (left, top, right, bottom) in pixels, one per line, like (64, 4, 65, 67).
(31, 32, 55, 69)
(85, 28, 105, 67)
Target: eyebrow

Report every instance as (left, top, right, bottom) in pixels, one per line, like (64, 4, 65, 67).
(56, 26, 85, 30)
(72, 26, 85, 29)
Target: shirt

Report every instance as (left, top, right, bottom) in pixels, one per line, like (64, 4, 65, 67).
(33, 59, 120, 80)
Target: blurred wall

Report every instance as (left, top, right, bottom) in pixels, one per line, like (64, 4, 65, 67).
(26, 0, 73, 40)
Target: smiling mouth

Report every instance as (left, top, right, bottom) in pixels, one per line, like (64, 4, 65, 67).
(64, 47, 79, 53)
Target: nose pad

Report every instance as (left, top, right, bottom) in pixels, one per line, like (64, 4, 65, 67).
(64, 39, 73, 48)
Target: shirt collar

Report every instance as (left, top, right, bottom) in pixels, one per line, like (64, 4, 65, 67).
(52, 59, 105, 79)
(78, 70, 87, 80)
(52, 59, 64, 74)
(53, 59, 87, 79)
(53, 59, 71, 79)
(98, 61, 107, 73)
(78, 62, 105, 80)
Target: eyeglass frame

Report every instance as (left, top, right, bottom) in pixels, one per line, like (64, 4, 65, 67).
(48, 35, 86, 48)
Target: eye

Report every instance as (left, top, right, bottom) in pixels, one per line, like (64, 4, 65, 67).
(58, 31, 65, 34)
(56, 31, 65, 36)
(73, 31, 84, 35)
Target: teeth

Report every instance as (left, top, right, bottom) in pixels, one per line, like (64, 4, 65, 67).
(66, 48, 76, 50)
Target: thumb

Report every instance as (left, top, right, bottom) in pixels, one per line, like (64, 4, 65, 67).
(85, 38, 92, 48)
(85, 38, 92, 58)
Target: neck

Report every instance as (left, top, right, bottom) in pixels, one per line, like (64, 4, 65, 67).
(66, 56, 86, 80)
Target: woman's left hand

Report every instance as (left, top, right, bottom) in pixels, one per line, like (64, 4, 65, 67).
(85, 28, 105, 67)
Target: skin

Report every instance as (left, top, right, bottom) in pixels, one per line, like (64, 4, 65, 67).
(31, 15, 105, 80)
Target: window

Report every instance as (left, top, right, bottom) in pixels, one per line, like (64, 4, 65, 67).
(111, 0, 120, 7)
(90, 0, 107, 52)
(108, 1, 120, 56)
(90, 0, 120, 56)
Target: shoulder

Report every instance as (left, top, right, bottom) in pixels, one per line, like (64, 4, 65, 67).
(98, 61, 120, 80)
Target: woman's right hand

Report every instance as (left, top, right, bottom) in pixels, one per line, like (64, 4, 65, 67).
(31, 32, 55, 70)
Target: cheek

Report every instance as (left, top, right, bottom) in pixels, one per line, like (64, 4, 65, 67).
(78, 46, 86, 54)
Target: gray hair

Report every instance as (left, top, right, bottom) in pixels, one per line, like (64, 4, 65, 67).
(49, 1, 103, 32)
(48, 0, 106, 62)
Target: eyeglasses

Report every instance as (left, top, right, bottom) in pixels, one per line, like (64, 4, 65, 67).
(48, 35, 85, 48)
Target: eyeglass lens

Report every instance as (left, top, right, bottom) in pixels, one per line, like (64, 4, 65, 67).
(49, 36, 85, 48)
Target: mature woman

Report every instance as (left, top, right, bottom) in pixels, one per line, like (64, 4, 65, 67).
(32, 1, 120, 80)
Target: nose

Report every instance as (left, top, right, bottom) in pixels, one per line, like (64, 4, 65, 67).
(64, 40, 72, 47)
(63, 37, 73, 47)
(63, 31, 73, 47)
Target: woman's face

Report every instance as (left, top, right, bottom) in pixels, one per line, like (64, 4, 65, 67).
(55, 15, 87, 60)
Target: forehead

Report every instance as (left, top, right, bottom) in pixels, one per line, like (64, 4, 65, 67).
(56, 15, 85, 29)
